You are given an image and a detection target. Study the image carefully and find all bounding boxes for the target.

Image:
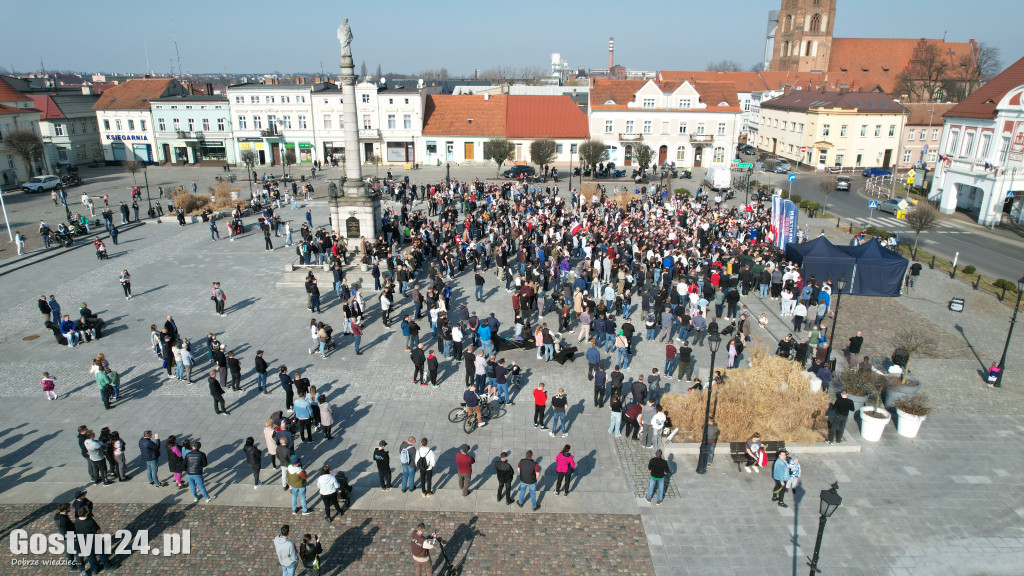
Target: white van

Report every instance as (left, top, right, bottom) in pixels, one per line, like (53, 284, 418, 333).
(704, 168, 731, 191)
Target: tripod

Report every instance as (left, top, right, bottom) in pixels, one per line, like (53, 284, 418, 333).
(432, 536, 458, 575)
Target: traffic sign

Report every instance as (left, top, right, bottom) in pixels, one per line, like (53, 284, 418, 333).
(800, 146, 807, 153)
(788, 174, 797, 182)
(868, 200, 879, 209)
(907, 176, 915, 184)
(1007, 190, 1017, 199)
(895, 210, 906, 219)
(737, 162, 753, 169)
(908, 169, 916, 177)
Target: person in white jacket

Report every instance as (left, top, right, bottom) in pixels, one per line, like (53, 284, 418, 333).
(650, 405, 668, 453)
(316, 465, 344, 522)
(274, 525, 298, 575)
(414, 438, 436, 497)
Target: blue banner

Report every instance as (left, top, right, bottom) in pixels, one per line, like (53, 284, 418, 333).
(771, 195, 799, 251)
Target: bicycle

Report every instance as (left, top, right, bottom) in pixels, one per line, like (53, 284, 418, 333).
(447, 394, 494, 433)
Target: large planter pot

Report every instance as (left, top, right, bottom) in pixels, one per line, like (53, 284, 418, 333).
(896, 409, 927, 438)
(859, 406, 891, 442)
(847, 393, 868, 413)
(884, 377, 921, 410)
(360, 262, 369, 272)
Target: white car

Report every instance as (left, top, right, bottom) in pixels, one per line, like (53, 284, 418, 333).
(877, 198, 909, 214)
(21, 175, 61, 193)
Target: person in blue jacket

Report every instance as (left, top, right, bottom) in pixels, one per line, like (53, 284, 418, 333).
(772, 450, 792, 508)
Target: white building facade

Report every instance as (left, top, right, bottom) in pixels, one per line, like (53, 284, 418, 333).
(930, 58, 1024, 225)
(93, 78, 187, 164)
(225, 83, 315, 167)
(151, 95, 235, 166)
(589, 79, 743, 169)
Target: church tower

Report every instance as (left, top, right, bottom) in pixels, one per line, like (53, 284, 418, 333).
(770, 0, 836, 72)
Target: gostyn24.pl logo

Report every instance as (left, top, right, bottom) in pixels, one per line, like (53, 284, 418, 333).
(10, 529, 190, 558)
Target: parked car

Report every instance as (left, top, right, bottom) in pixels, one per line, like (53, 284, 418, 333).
(862, 167, 892, 177)
(740, 144, 757, 155)
(773, 160, 792, 173)
(502, 165, 537, 179)
(877, 198, 909, 214)
(835, 176, 851, 191)
(21, 175, 62, 193)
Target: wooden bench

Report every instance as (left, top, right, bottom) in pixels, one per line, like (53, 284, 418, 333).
(729, 441, 787, 472)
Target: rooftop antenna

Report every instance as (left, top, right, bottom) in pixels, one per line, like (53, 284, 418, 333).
(942, 30, 947, 42)
(40, 57, 45, 74)
(144, 41, 152, 75)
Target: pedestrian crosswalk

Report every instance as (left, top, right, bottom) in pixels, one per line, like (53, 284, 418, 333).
(844, 215, 967, 234)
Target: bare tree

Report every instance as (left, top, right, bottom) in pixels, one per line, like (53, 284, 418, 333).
(578, 138, 607, 173)
(891, 327, 935, 385)
(750, 62, 766, 73)
(818, 178, 834, 211)
(896, 40, 949, 102)
(282, 149, 296, 177)
(240, 150, 256, 180)
(705, 59, 743, 72)
(122, 159, 143, 186)
(947, 42, 1003, 101)
(360, 61, 368, 80)
(375, 63, 382, 79)
(633, 143, 654, 175)
(483, 138, 515, 176)
(904, 203, 939, 259)
(2, 129, 43, 177)
(529, 139, 557, 171)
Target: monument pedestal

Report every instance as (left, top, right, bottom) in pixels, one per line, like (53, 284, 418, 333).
(329, 180, 381, 251)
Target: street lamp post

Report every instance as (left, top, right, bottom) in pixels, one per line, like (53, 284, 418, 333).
(825, 273, 848, 365)
(696, 332, 723, 474)
(142, 164, 153, 216)
(446, 162, 450, 191)
(994, 275, 1024, 388)
(807, 482, 843, 575)
(568, 149, 574, 194)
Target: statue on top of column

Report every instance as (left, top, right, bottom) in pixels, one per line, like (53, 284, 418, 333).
(337, 19, 353, 56)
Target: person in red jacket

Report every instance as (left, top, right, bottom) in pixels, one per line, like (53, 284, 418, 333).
(455, 445, 475, 497)
(532, 383, 548, 430)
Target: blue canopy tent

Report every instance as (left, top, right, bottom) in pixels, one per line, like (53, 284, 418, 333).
(839, 239, 909, 297)
(784, 236, 856, 294)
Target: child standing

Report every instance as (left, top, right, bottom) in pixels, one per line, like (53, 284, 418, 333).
(41, 372, 57, 400)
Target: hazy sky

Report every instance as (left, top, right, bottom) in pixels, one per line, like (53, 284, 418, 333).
(4, 0, 1019, 76)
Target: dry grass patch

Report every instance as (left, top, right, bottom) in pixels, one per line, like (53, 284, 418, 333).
(172, 182, 242, 215)
(662, 348, 829, 444)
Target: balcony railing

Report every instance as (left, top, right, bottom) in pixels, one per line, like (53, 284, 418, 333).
(618, 133, 642, 142)
(260, 128, 280, 137)
(689, 134, 714, 143)
(359, 128, 381, 140)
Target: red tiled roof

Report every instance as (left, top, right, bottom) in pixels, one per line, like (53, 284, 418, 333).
(660, 71, 767, 93)
(590, 78, 741, 112)
(0, 103, 39, 115)
(27, 94, 65, 119)
(757, 71, 837, 91)
(0, 77, 30, 102)
(827, 38, 977, 94)
(93, 78, 180, 110)
(902, 102, 956, 125)
(506, 95, 588, 138)
(943, 57, 1024, 119)
(422, 95, 506, 137)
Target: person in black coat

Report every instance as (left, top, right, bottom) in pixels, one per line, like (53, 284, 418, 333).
(373, 441, 392, 490)
(243, 437, 262, 487)
(208, 371, 227, 415)
(227, 351, 242, 391)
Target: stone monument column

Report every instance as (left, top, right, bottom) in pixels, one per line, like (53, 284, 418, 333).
(329, 19, 381, 250)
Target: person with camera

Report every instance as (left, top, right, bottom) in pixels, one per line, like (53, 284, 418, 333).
(299, 533, 322, 575)
(410, 522, 436, 576)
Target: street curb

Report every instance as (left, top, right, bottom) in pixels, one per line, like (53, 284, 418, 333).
(0, 221, 145, 276)
(662, 441, 860, 456)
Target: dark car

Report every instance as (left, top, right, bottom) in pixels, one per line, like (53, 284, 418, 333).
(835, 176, 851, 191)
(862, 167, 892, 177)
(502, 165, 537, 179)
(740, 144, 757, 155)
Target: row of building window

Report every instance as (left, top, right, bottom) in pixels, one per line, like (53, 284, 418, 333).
(641, 98, 694, 109)
(156, 118, 228, 132)
(945, 129, 1005, 162)
(233, 95, 307, 104)
(763, 117, 901, 139)
(907, 129, 940, 141)
(52, 121, 93, 136)
(604, 120, 727, 136)
(102, 119, 146, 132)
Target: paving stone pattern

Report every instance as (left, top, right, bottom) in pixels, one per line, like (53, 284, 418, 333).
(0, 504, 654, 575)
(614, 435, 680, 500)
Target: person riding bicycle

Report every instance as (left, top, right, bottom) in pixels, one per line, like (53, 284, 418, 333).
(463, 383, 486, 427)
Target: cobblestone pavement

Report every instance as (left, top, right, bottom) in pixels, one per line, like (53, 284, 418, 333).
(0, 504, 654, 575)
(614, 436, 681, 500)
(2, 165, 1024, 575)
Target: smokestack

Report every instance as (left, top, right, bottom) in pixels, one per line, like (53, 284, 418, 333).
(608, 37, 614, 69)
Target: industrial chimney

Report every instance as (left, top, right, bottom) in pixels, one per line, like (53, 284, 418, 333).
(608, 37, 614, 69)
